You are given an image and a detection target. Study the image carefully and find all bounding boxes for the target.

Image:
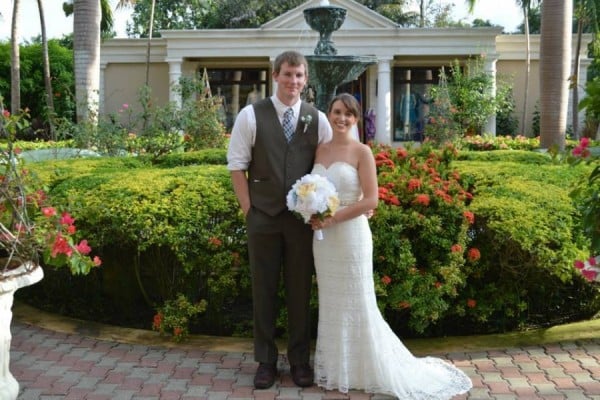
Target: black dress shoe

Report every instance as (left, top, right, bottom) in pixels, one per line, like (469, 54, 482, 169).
(254, 362, 277, 389)
(290, 363, 314, 387)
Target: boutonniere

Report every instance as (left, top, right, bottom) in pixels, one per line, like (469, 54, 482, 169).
(300, 114, 313, 133)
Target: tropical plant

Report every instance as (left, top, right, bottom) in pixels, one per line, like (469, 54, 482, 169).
(0, 101, 101, 278)
(72, 0, 101, 123)
(152, 293, 207, 342)
(37, 0, 55, 140)
(539, 0, 573, 150)
(10, 0, 20, 115)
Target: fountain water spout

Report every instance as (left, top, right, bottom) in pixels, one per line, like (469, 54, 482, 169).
(303, 2, 376, 111)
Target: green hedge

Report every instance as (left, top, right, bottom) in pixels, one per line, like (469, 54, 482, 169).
(17, 148, 600, 338)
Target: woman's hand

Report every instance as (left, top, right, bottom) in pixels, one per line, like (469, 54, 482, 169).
(310, 215, 337, 230)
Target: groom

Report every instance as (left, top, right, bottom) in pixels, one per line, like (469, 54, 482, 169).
(227, 50, 331, 389)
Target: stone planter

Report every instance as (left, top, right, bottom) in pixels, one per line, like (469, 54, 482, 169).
(0, 263, 43, 400)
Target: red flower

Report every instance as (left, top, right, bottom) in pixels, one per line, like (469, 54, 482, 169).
(588, 257, 597, 266)
(93, 256, 102, 266)
(152, 313, 163, 330)
(467, 299, 477, 308)
(42, 207, 57, 217)
(467, 248, 481, 262)
(51, 234, 72, 257)
(381, 275, 392, 285)
(414, 194, 430, 206)
(582, 269, 598, 281)
(451, 244, 463, 253)
(387, 195, 400, 206)
(59, 212, 75, 226)
(2, 110, 9, 118)
(76, 240, 92, 255)
(574, 260, 585, 270)
(463, 211, 475, 225)
(173, 327, 183, 337)
(396, 148, 408, 158)
(407, 178, 421, 191)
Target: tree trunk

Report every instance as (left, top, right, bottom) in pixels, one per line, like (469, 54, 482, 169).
(572, 18, 583, 139)
(145, 0, 156, 87)
(73, 0, 101, 124)
(37, 0, 55, 140)
(539, 0, 572, 151)
(10, 0, 21, 115)
(522, 6, 530, 136)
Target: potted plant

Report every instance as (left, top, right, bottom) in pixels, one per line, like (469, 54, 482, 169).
(0, 102, 101, 400)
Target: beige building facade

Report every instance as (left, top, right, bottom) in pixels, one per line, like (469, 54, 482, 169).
(100, 0, 592, 145)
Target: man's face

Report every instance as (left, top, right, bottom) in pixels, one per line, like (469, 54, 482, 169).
(273, 62, 308, 103)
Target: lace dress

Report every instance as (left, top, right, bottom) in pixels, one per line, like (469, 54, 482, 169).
(311, 162, 472, 399)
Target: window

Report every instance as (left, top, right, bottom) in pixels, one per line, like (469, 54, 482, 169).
(200, 68, 270, 131)
(393, 67, 440, 142)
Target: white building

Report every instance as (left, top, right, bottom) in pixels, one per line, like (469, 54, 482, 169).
(100, 0, 592, 144)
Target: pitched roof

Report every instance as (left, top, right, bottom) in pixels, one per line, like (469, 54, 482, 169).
(262, 0, 398, 30)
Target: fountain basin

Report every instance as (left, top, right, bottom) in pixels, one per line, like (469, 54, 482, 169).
(307, 55, 376, 111)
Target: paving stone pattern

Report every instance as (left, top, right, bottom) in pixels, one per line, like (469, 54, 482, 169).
(9, 321, 600, 399)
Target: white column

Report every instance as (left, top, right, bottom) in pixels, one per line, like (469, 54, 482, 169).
(231, 71, 242, 116)
(99, 62, 107, 115)
(259, 70, 267, 99)
(376, 57, 392, 145)
(576, 58, 591, 137)
(484, 56, 498, 136)
(167, 59, 182, 108)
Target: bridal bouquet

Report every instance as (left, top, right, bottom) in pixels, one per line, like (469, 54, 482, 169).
(286, 173, 340, 240)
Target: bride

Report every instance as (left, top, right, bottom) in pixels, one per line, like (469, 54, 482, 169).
(309, 93, 472, 399)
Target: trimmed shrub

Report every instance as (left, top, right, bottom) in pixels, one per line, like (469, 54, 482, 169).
(17, 148, 600, 338)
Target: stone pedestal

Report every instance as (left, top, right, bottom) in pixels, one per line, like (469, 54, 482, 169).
(0, 263, 43, 400)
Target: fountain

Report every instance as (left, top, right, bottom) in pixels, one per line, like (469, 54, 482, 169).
(303, 0, 377, 111)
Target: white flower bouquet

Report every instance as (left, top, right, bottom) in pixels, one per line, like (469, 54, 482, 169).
(286, 173, 340, 240)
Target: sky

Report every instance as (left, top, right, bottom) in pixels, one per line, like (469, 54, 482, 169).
(0, 0, 523, 42)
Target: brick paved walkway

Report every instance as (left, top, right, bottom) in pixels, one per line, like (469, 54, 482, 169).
(9, 319, 600, 399)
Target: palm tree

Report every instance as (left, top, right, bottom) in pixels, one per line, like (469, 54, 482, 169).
(516, 0, 539, 136)
(10, 0, 21, 115)
(539, 0, 573, 150)
(37, 0, 56, 139)
(73, 0, 101, 123)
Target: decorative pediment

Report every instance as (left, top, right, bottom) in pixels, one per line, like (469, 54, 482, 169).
(262, 0, 398, 30)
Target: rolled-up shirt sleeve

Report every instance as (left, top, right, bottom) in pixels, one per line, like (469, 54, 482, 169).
(317, 111, 333, 144)
(227, 105, 256, 171)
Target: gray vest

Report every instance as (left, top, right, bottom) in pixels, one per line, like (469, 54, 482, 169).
(248, 99, 320, 216)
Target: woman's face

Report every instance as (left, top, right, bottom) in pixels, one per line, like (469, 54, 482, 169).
(328, 100, 358, 134)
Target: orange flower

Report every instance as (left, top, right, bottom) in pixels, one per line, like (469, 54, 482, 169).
(381, 275, 392, 285)
(467, 299, 477, 308)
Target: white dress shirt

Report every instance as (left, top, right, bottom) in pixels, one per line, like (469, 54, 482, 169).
(227, 96, 333, 171)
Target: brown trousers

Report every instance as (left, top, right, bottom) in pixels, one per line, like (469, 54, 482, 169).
(246, 206, 314, 366)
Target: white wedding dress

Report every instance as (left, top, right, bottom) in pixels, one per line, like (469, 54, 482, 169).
(311, 162, 472, 399)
